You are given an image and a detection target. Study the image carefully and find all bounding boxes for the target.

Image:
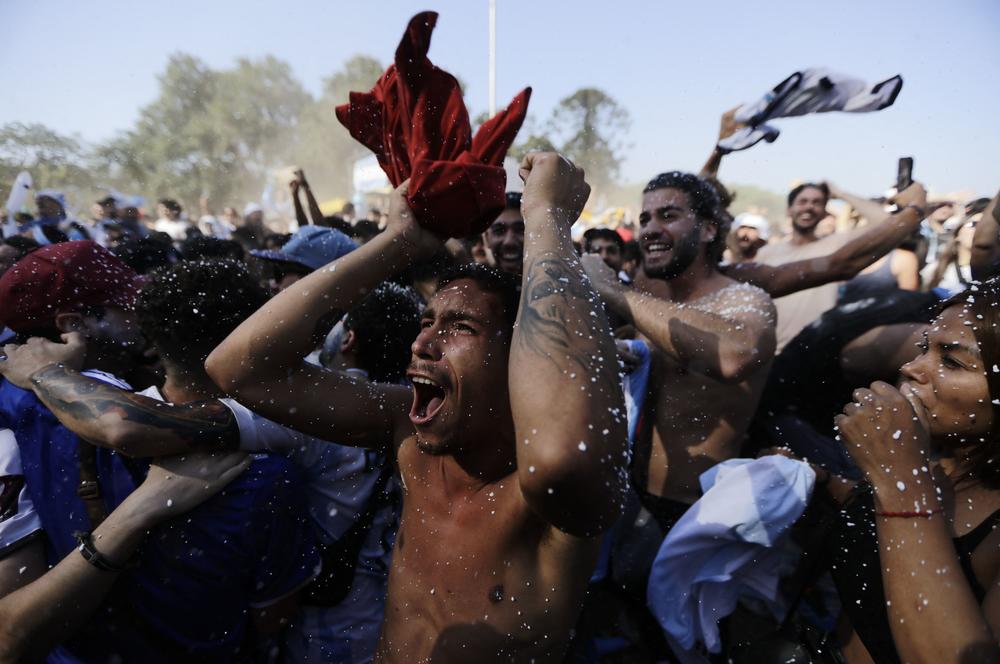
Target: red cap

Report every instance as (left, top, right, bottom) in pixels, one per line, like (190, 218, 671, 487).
(0, 241, 140, 335)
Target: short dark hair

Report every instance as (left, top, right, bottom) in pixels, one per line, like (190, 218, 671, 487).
(343, 283, 422, 383)
(643, 171, 730, 262)
(505, 192, 522, 210)
(583, 228, 625, 253)
(349, 220, 381, 243)
(786, 182, 830, 208)
(180, 236, 245, 262)
(158, 198, 182, 214)
(137, 259, 268, 369)
(437, 262, 521, 332)
(623, 239, 641, 263)
(2, 236, 40, 255)
(320, 215, 352, 234)
(112, 237, 178, 274)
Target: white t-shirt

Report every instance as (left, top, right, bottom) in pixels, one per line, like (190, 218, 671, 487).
(0, 428, 43, 559)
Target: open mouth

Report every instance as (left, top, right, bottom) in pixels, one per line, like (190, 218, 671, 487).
(643, 241, 671, 257)
(409, 375, 448, 425)
(498, 250, 522, 266)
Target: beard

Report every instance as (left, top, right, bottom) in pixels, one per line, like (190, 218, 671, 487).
(642, 233, 701, 279)
(415, 432, 458, 456)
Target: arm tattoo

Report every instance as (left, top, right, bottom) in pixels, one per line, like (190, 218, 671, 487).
(517, 254, 614, 378)
(30, 365, 239, 452)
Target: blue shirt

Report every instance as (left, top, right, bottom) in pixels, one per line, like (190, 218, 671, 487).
(0, 375, 320, 662)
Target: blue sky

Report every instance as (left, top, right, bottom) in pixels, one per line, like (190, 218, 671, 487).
(2, 0, 998, 198)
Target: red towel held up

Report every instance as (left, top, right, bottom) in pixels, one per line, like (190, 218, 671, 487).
(336, 11, 531, 238)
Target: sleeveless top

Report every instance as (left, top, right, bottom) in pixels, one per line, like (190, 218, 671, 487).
(839, 252, 899, 304)
(831, 485, 1000, 664)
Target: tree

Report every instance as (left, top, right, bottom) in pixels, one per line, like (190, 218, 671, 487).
(0, 123, 97, 210)
(291, 55, 385, 199)
(547, 88, 630, 198)
(97, 53, 310, 208)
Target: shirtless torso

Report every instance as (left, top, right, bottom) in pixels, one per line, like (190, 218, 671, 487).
(208, 154, 626, 664)
(375, 439, 599, 663)
(633, 273, 776, 504)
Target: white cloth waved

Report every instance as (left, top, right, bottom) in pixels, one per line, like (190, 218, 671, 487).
(718, 68, 903, 153)
(646, 455, 816, 657)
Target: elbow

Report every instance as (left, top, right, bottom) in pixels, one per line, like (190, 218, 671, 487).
(717, 355, 759, 384)
(717, 342, 773, 384)
(102, 425, 142, 457)
(203, 348, 230, 390)
(521, 452, 627, 537)
(204, 347, 246, 395)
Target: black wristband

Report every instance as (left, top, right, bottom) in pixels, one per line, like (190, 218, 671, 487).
(74, 531, 125, 573)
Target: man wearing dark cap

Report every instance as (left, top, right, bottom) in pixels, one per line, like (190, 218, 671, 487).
(0, 241, 319, 661)
(252, 225, 358, 292)
(483, 192, 525, 276)
(0, 240, 145, 362)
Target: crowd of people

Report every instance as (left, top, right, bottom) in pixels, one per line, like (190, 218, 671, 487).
(0, 104, 998, 664)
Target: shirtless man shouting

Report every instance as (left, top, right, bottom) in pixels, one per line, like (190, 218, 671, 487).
(206, 152, 627, 662)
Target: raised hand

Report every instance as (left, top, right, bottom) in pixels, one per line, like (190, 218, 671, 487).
(518, 152, 590, 228)
(384, 179, 444, 261)
(890, 181, 928, 213)
(0, 332, 87, 390)
(836, 380, 933, 497)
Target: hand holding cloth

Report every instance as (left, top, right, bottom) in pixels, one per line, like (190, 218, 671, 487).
(335, 11, 531, 238)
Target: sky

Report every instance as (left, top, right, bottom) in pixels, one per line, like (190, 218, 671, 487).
(2, 0, 998, 199)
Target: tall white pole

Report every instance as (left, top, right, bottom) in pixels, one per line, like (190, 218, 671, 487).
(488, 0, 497, 116)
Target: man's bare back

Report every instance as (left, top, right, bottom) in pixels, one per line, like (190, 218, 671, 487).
(375, 437, 599, 663)
(638, 281, 775, 504)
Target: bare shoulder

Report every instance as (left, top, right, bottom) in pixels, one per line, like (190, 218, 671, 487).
(695, 277, 776, 325)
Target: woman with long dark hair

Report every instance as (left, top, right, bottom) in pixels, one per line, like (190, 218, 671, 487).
(833, 277, 1000, 663)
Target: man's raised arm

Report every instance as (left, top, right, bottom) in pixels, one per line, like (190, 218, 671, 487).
(205, 182, 442, 446)
(510, 153, 628, 538)
(0, 335, 237, 458)
(971, 189, 1000, 281)
(583, 255, 776, 384)
(725, 182, 928, 298)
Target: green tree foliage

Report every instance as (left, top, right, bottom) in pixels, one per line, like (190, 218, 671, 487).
(98, 53, 309, 208)
(291, 55, 384, 200)
(548, 88, 630, 197)
(0, 123, 97, 209)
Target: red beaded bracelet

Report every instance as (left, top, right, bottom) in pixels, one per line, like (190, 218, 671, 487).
(876, 508, 943, 518)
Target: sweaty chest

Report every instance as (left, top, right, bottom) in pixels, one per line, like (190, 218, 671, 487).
(391, 482, 535, 613)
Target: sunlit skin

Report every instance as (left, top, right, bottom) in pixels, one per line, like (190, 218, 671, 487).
(787, 186, 829, 243)
(628, 187, 775, 504)
(898, 306, 993, 445)
(484, 209, 525, 276)
(835, 304, 1000, 664)
(638, 188, 706, 280)
(407, 279, 515, 458)
(207, 154, 627, 662)
(377, 281, 602, 662)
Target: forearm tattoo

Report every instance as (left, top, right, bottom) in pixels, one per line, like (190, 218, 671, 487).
(30, 365, 239, 451)
(517, 254, 617, 381)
